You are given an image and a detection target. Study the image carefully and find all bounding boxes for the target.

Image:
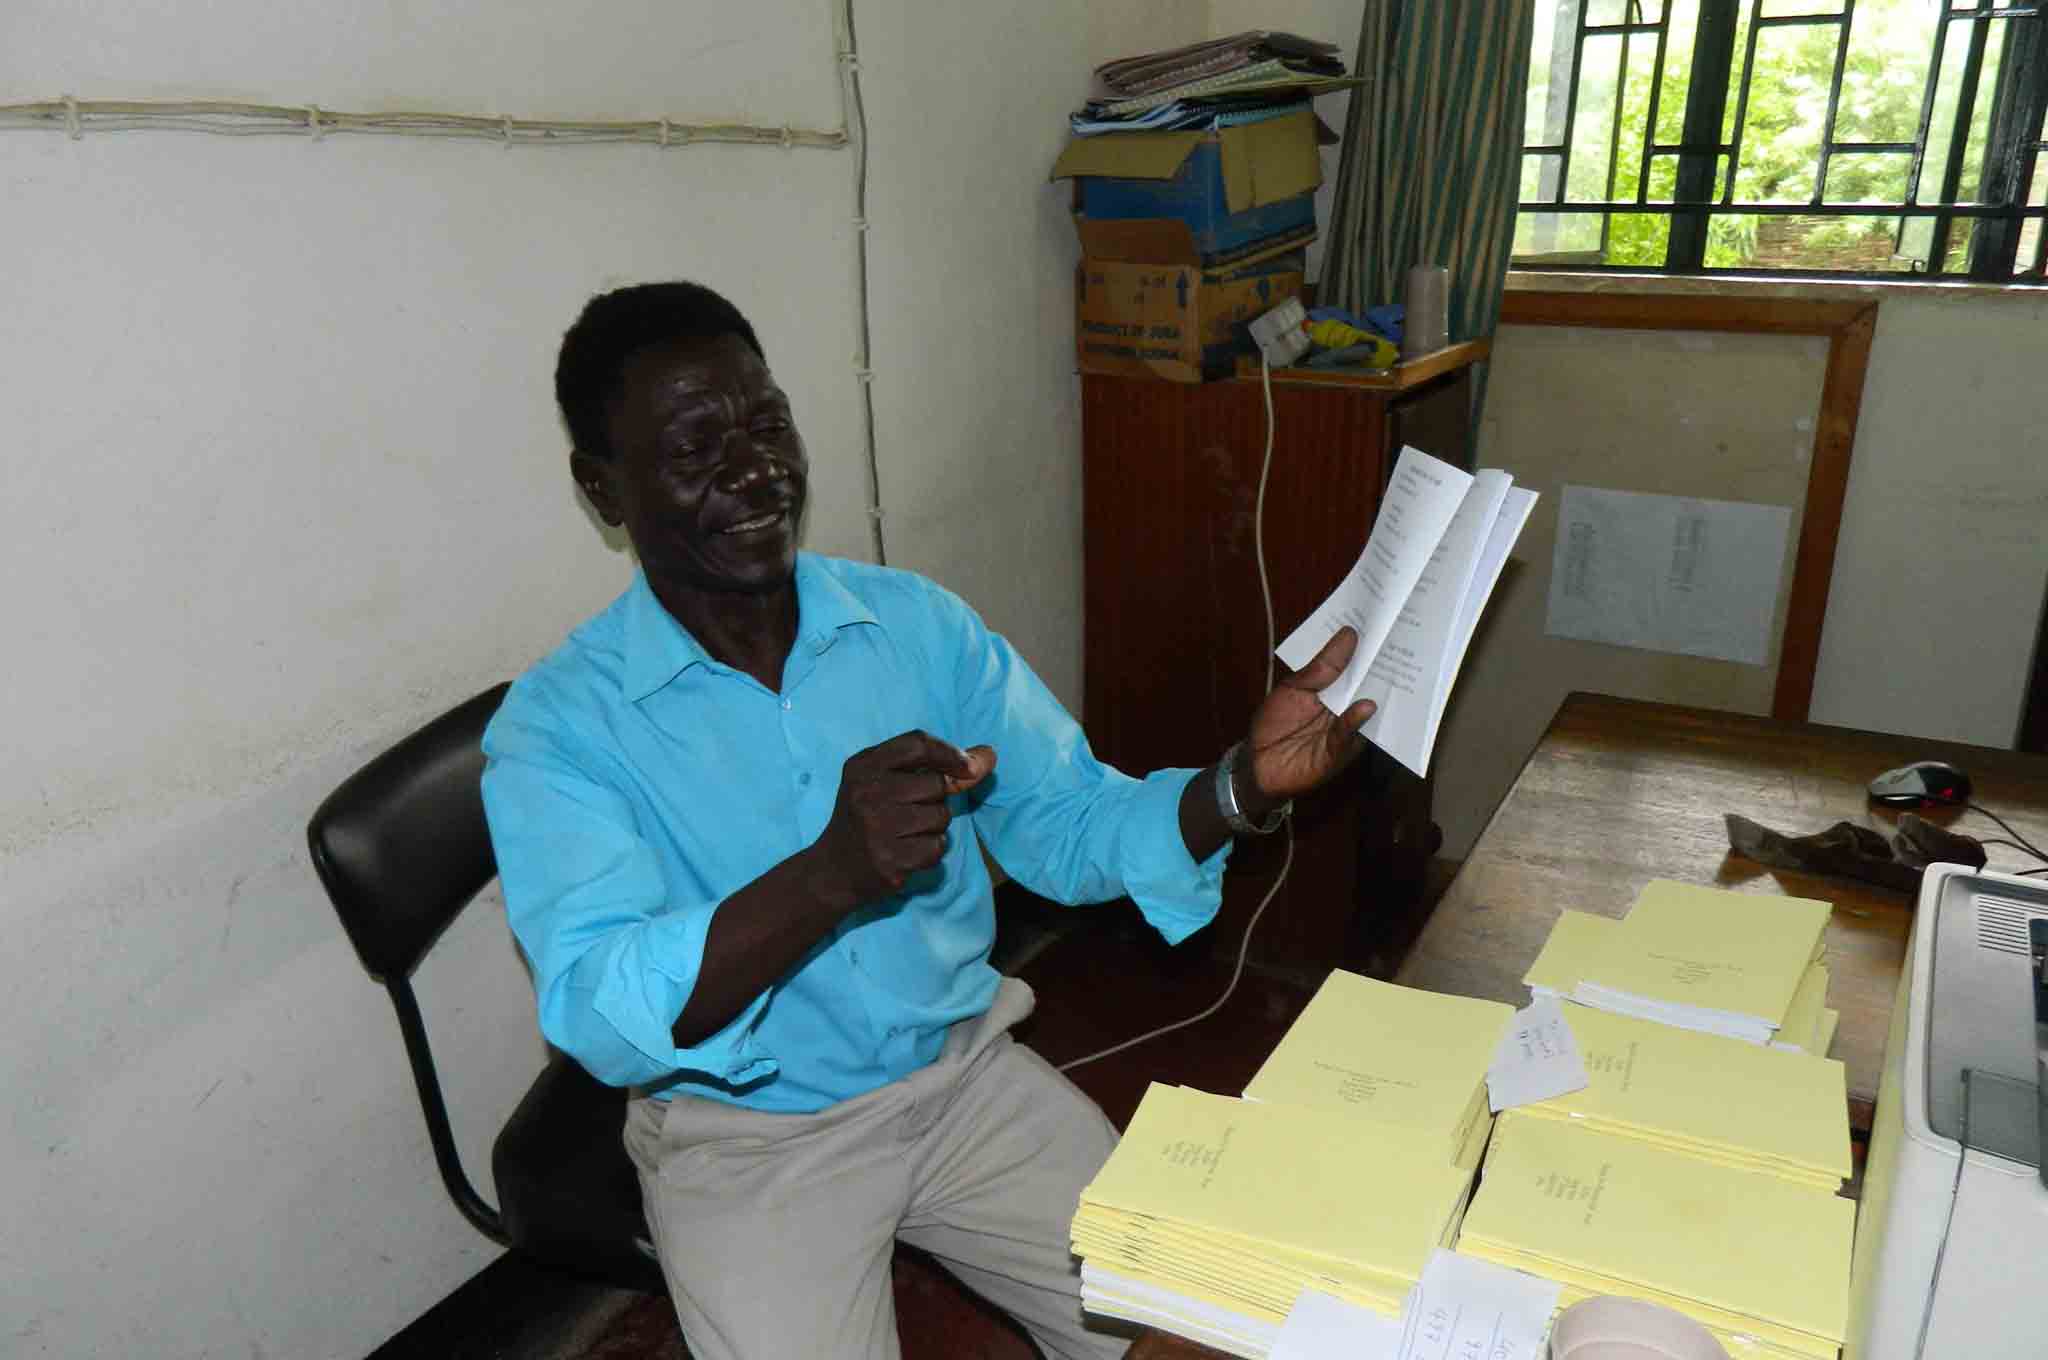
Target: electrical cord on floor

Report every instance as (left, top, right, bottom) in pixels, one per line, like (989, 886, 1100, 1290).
(1058, 356, 1290, 1075)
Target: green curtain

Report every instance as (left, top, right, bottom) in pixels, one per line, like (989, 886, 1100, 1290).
(1323, 0, 1535, 432)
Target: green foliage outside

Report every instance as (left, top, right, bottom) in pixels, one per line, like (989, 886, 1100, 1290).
(1523, 0, 2008, 271)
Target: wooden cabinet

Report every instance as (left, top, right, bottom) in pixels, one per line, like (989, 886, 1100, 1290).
(1079, 345, 1489, 974)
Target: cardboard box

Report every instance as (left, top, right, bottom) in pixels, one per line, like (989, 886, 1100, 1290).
(1049, 110, 1329, 266)
(1076, 253, 1304, 383)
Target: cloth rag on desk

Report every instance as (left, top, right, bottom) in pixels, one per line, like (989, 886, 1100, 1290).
(1723, 813, 1986, 894)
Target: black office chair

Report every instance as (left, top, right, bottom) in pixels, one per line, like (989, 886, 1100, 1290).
(307, 683, 665, 1294)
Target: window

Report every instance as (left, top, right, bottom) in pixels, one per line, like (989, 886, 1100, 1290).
(1514, 0, 2048, 281)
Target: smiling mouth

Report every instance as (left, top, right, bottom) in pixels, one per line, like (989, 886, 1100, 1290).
(719, 510, 786, 536)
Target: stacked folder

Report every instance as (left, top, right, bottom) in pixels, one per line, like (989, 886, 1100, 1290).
(1071, 1084, 1474, 1348)
(1083, 31, 1357, 122)
(1241, 970, 1513, 1169)
(1525, 881, 1835, 1048)
(1510, 1003, 1852, 1191)
(1459, 1112, 1854, 1360)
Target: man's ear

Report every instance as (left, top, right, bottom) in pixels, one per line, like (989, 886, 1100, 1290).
(570, 449, 623, 527)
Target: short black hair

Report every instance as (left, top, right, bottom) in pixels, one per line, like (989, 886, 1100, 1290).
(555, 281, 766, 460)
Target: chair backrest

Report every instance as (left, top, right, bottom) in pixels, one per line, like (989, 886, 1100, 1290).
(308, 683, 511, 982)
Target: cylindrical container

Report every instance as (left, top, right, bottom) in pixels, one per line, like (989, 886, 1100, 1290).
(1401, 263, 1450, 358)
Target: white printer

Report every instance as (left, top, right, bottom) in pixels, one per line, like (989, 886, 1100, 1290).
(1847, 863, 2048, 1357)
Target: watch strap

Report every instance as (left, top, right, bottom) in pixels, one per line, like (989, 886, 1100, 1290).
(1215, 741, 1290, 835)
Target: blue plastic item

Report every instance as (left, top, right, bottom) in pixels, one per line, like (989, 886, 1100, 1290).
(1365, 303, 1404, 344)
(1308, 303, 1403, 345)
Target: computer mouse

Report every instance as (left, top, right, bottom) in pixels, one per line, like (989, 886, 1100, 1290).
(1549, 1296, 1728, 1359)
(1868, 759, 1972, 808)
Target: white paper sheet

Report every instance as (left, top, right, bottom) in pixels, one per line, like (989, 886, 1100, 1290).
(1080, 1263, 1281, 1359)
(1425, 485, 1538, 765)
(1544, 486, 1792, 666)
(1485, 995, 1590, 1112)
(1270, 1288, 1406, 1360)
(1346, 469, 1512, 776)
(1278, 446, 1475, 710)
(1397, 1250, 1560, 1360)
(1276, 447, 1540, 779)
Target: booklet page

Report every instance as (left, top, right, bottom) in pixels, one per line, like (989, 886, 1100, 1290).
(1276, 447, 1473, 714)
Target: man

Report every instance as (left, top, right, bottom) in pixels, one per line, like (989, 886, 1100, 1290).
(481, 281, 1376, 1359)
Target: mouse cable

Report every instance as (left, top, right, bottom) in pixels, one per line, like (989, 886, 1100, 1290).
(1965, 803, 2048, 866)
(1058, 355, 1290, 1075)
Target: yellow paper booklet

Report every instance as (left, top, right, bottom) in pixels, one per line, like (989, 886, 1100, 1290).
(1814, 1007, 1840, 1056)
(1458, 1111, 1853, 1351)
(1529, 909, 1831, 1053)
(1522, 910, 1620, 997)
(1514, 1003, 1852, 1188)
(1582, 880, 1831, 1034)
(1241, 971, 1512, 1165)
(1073, 1084, 1472, 1319)
(1771, 961, 1830, 1053)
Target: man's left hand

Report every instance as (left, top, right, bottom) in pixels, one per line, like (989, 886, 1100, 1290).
(1244, 626, 1377, 804)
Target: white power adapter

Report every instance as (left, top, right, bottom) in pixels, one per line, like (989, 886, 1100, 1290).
(1247, 295, 1310, 367)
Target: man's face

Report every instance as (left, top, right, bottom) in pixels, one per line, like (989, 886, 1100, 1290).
(579, 333, 807, 596)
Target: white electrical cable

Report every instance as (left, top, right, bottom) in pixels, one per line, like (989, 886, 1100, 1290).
(1058, 356, 1292, 1074)
(0, 97, 849, 148)
(834, 0, 888, 566)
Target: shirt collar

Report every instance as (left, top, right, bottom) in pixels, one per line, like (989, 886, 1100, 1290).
(621, 552, 880, 701)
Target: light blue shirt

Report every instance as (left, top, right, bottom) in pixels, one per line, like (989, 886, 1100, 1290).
(480, 553, 1227, 1112)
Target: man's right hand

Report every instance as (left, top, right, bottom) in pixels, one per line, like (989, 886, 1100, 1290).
(810, 730, 997, 907)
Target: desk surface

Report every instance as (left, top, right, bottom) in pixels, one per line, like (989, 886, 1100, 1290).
(1125, 692, 2048, 1360)
(1397, 691, 2048, 1128)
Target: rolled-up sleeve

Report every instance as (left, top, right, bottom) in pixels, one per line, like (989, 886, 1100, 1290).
(919, 586, 1228, 944)
(481, 693, 776, 1089)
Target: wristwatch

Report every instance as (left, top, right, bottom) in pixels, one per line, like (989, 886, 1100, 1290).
(1215, 741, 1291, 836)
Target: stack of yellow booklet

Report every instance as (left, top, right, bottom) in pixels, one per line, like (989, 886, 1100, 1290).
(1071, 1083, 1475, 1349)
(1241, 971, 1515, 1169)
(1510, 1003, 1852, 1191)
(1524, 881, 1836, 1049)
(1459, 1112, 1854, 1360)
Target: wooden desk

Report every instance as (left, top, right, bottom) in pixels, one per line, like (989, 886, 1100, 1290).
(1125, 691, 2048, 1360)
(1400, 692, 2048, 1129)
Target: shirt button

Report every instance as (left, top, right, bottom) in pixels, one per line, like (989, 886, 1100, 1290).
(798, 772, 812, 786)
(781, 697, 792, 711)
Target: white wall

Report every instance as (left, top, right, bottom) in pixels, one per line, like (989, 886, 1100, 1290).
(859, 0, 1206, 703)
(1806, 288, 2048, 745)
(0, 3, 1203, 1356)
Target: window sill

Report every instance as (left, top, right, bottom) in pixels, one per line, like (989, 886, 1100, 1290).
(1505, 269, 2041, 306)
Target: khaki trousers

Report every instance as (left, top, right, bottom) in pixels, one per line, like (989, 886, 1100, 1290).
(623, 979, 1131, 1360)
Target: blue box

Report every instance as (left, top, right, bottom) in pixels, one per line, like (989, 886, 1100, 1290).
(1078, 150, 1317, 262)
(1050, 110, 1324, 267)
